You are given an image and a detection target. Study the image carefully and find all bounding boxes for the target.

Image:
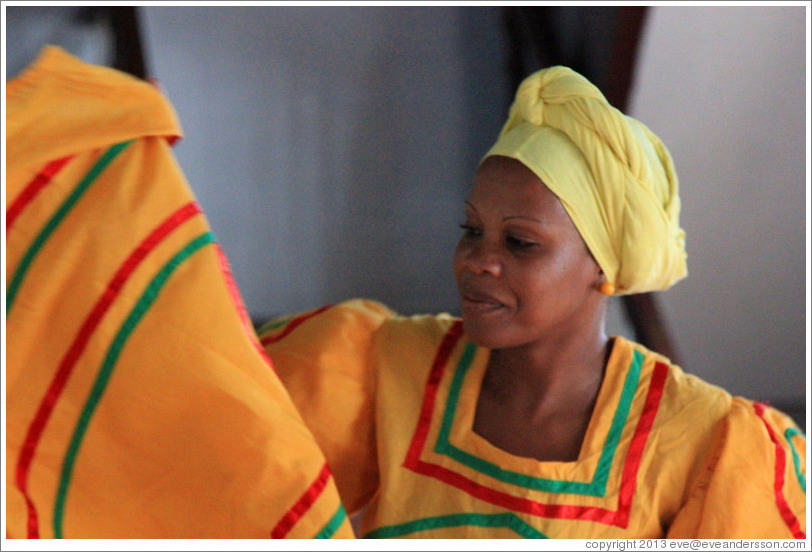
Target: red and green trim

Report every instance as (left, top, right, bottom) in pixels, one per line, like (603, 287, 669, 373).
(14, 201, 202, 538)
(271, 462, 334, 538)
(753, 403, 806, 539)
(7, 141, 133, 315)
(404, 322, 464, 469)
(404, 321, 668, 528)
(52, 231, 216, 538)
(364, 512, 548, 539)
(434, 342, 644, 495)
(256, 315, 295, 335)
(259, 304, 333, 346)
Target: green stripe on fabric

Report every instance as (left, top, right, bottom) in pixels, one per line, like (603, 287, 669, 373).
(52, 231, 215, 538)
(256, 315, 293, 336)
(785, 427, 807, 493)
(364, 512, 548, 539)
(6, 141, 134, 315)
(433, 345, 644, 496)
(314, 504, 347, 539)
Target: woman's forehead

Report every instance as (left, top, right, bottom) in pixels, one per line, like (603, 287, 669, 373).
(467, 157, 570, 223)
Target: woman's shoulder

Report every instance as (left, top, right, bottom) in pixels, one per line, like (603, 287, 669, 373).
(257, 298, 461, 358)
(382, 307, 461, 343)
(614, 336, 804, 452)
(256, 298, 395, 343)
(614, 335, 733, 414)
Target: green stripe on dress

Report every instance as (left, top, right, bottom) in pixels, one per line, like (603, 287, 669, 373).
(6, 141, 134, 315)
(52, 231, 215, 538)
(314, 504, 347, 538)
(785, 427, 807, 493)
(364, 512, 548, 539)
(434, 344, 644, 496)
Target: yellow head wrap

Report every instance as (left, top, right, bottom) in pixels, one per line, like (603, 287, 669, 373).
(484, 66, 687, 295)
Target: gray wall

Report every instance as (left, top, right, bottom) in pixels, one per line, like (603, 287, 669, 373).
(141, 6, 511, 319)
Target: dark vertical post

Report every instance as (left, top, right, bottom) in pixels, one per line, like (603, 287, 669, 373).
(108, 6, 147, 80)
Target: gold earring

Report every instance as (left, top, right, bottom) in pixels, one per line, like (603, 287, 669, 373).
(599, 282, 615, 296)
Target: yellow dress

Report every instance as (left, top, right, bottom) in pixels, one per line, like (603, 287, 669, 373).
(6, 46, 352, 539)
(260, 299, 807, 539)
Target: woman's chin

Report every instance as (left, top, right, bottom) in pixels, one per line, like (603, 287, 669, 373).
(460, 318, 511, 350)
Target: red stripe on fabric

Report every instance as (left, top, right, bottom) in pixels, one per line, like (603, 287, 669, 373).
(14, 201, 202, 538)
(212, 244, 276, 371)
(260, 304, 333, 346)
(404, 341, 669, 527)
(614, 361, 668, 528)
(271, 463, 333, 538)
(411, 458, 618, 522)
(6, 156, 74, 232)
(753, 402, 806, 539)
(404, 321, 464, 467)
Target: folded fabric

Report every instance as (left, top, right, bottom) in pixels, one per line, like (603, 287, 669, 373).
(6, 46, 352, 539)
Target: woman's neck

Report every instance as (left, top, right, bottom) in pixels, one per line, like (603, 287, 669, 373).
(472, 322, 613, 462)
(485, 331, 609, 412)
(482, 292, 611, 403)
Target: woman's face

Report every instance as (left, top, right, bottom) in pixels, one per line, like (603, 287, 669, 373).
(453, 155, 603, 350)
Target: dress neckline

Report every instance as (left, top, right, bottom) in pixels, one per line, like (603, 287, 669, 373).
(443, 335, 641, 478)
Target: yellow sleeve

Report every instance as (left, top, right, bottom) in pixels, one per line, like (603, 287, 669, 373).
(258, 299, 396, 514)
(667, 399, 806, 538)
(6, 136, 353, 539)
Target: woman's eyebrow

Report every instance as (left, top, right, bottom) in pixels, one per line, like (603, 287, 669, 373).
(465, 201, 547, 225)
(503, 214, 545, 224)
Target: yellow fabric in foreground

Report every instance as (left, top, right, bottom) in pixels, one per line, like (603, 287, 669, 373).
(485, 66, 687, 295)
(6, 47, 352, 539)
(261, 299, 806, 538)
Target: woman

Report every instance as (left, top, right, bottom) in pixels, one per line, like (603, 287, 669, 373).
(259, 66, 806, 538)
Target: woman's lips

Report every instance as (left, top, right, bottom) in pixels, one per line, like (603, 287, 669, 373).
(460, 289, 505, 315)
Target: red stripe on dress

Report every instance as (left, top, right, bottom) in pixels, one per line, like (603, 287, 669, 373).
(614, 361, 668, 528)
(753, 402, 806, 539)
(6, 156, 74, 232)
(404, 320, 464, 467)
(260, 305, 333, 346)
(212, 243, 276, 371)
(410, 458, 619, 522)
(14, 201, 202, 538)
(404, 337, 669, 527)
(271, 462, 333, 538)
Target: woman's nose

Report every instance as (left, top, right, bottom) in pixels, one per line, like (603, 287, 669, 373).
(461, 241, 503, 277)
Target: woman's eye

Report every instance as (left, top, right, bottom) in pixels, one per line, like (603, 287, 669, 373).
(507, 236, 536, 249)
(459, 224, 482, 238)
